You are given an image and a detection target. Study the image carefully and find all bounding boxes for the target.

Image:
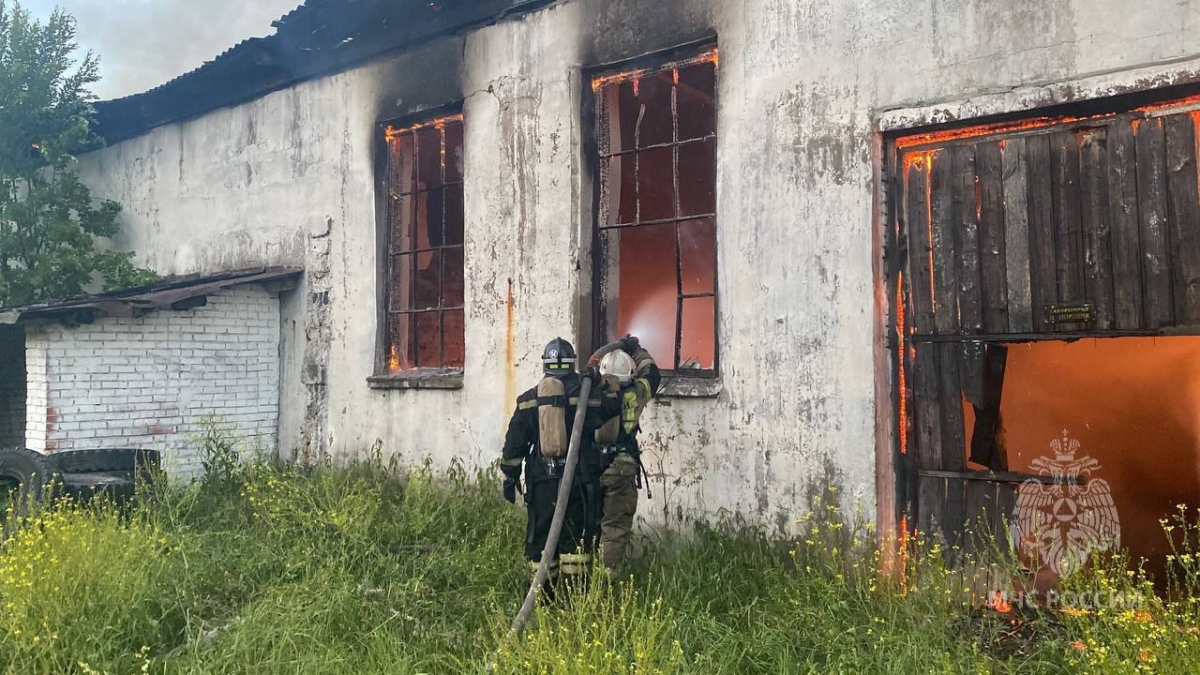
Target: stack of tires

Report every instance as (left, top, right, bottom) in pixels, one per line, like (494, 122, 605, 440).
(0, 448, 160, 509)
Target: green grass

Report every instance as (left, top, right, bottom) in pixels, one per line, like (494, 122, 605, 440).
(0, 458, 1197, 675)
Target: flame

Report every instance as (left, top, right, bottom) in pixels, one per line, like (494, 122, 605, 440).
(895, 113, 1114, 150)
(590, 48, 719, 92)
(388, 344, 401, 374)
(1132, 92, 1200, 114)
(988, 591, 1013, 614)
(384, 113, 464, 145)
(903, 152, 925, 171)
(896, 92, 1200, 151)
(898, 514, 909, 594)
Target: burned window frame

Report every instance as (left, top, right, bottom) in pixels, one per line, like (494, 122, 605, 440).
(587, 44, 721, 379)
(371, 107, 466, 387)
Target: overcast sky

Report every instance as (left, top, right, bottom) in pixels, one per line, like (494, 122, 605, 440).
(24, 0, 302, 99)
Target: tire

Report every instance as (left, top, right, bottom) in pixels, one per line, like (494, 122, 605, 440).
(60, 472, 137, 502)
(51, 448, 161, 475)
(0, 447, 60, 510)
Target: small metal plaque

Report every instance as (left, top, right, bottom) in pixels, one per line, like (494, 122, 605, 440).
(1044, 303, 1094, 326)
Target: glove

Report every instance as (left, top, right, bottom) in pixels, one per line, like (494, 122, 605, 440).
(620, 335, 641, 354)
(502, 478, 519, 504)
(583, 366, 601, 382)
(601, 374, 622, 393)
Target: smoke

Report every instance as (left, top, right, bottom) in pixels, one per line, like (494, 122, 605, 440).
(24, 0, 301, 99)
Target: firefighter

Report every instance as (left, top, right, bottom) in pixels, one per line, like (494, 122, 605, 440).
(500, 337, 621, 592)
(595, 336, 661, 570)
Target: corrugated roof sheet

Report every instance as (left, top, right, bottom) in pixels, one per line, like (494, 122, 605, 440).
(92, 0, 557, 144)
(0, 267, 303, 325)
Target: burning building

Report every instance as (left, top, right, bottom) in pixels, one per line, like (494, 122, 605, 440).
(44, 0, 1200, 568)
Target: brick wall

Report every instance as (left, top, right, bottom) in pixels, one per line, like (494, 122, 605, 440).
(0, 327, 25, 448)
(24, 287, 281, 478)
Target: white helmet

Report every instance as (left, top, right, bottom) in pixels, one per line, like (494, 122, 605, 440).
(598, 350, 636, 385)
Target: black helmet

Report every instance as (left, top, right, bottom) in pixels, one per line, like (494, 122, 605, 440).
(542, 337, 577, 376)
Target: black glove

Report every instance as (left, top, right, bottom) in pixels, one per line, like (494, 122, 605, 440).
(620, 335, 641, 354)
(503, 478, 519, 504)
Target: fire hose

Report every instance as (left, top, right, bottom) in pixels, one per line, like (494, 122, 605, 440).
(506, 340, 623, 640)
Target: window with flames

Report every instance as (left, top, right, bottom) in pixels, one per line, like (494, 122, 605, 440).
(593, 48, 719, 375)
(382, 113, 466, 374)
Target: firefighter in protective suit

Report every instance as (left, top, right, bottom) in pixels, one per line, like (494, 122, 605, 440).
(500, 338, 621, 590)
(595, 336, 661, 569)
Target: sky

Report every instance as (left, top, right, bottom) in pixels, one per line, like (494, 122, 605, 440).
(23, 0, 302, 100)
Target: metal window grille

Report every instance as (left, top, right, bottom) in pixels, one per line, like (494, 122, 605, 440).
(383, 114, 466, 373)
(594, 49, 719, 373)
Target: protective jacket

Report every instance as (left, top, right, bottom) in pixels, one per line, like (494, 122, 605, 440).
(595, 346, 660, 570)
(594, 347, 662, 458)
(501, 372, 621, 484)
(501, 372, 621, 562)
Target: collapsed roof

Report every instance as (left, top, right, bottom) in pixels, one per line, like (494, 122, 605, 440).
(93, 0, 556, 144)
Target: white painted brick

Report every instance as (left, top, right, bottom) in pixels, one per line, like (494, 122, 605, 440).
(20, 286, 282, 477)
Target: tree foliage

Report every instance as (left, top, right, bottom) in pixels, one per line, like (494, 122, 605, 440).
(0, 1, 154, 308)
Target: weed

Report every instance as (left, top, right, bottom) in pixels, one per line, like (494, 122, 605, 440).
(194, 415, 241, 489)
(0, 461, 1197, 674)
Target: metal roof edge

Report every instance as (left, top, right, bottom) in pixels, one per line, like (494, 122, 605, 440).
(92, 0, 560, 145)
(0, 267, 303, 325)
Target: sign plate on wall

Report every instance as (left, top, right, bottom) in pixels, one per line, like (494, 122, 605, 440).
(1044, 303, 1095, 326)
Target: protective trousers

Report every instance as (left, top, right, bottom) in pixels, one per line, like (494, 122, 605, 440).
(599, 453, 640, 569)
(525, 474, 601, 590)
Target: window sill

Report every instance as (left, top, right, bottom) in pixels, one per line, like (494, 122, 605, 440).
(656, 375, 723, 399)
(368, 369, 464, 390)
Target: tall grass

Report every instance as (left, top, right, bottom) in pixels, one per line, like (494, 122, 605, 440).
(0, 459, 1197, 674)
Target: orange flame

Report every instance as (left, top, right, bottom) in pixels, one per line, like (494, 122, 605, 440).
(1132, 92, 1200, 114)
(384, 113, 464, 145)
(896, 92, 1200, 151)
(388, 344, 402, 374)
(988, 591, 1013, 614)
(895, 113, 1114, 150)
(590, 48, 719, 92)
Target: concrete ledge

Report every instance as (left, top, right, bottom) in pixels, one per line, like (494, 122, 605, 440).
(368, 370, 464, 390)
(657, 375, 722, 399)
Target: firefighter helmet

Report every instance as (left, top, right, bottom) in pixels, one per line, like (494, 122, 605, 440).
(598, 350, 636, 386)
(541, 337, 577, 375)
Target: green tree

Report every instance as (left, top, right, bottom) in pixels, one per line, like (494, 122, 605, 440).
(0, 1, 154, 308)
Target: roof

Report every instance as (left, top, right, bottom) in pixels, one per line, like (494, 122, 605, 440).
(92, 0, 557, 144)
(0, 267, 303, 325)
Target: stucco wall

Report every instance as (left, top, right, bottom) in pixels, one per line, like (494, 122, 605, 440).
(23, 287, 281, 478)
(76, 0, 1200, 526)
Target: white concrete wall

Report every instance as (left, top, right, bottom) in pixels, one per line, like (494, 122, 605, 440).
(23, 287, 281, 477)
(75, 0, 1200, 526)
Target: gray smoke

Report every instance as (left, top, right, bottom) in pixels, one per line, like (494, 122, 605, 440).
(24, 0, 301, 99)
